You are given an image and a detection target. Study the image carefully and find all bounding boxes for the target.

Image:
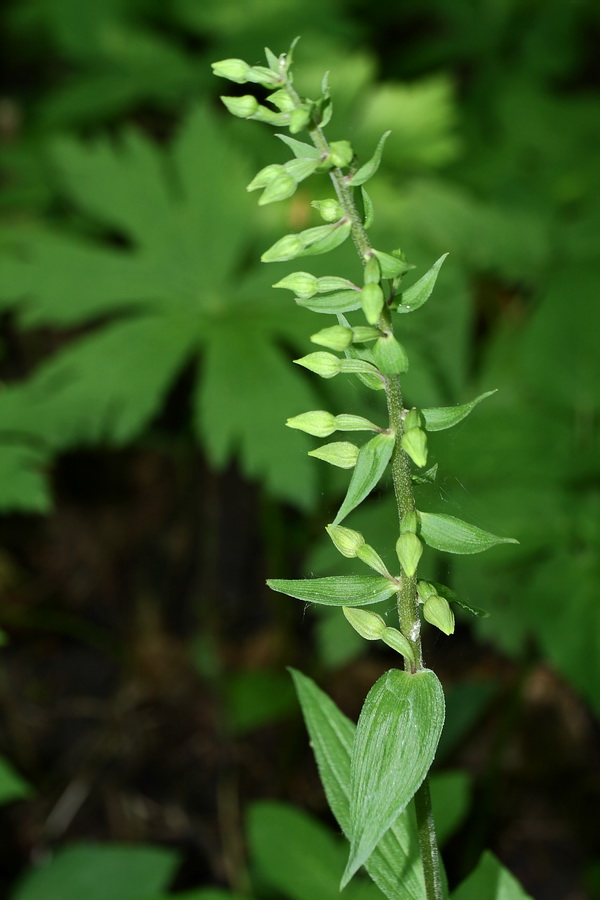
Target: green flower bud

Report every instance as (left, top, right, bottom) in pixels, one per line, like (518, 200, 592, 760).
(381, 626, 415, 662)
(326, 524, 365, 558)
(308, 441, 359, 468)
(400, 510, 418, 534)
(267, 88, 295, 111)
(373, 334, 409, 375)
(423, 595, 455, 635)
(247, 164, 284, 192)
(342, 606, 386, 640)
(356, 543, 391, 578)
(212, 59, 252, 84)
(311, 199, 344, 222)
(361, 282, 385, 324)
(289, 107, 312, 134)
(395, 532, 423, 577)
(259, 173, 297, 205)
(262, 233, 304, 263)
(417, 580, 437, 602)
(351, 326, 380, 343)
(273, 272, 319, 299)
(363, 255, 381, 285)
(285, 158, 320, 182)
(286, 410, 336, 437)
(401, 427, 428, 468)
(329, 140, 354, 168)
(247, 65, 283, 88)
(310, 325, 353, 351)
(221, 94, 260, 118)
(333, 413, 379, 431)
(404, 408, 422, 430)
(294, 352, 342, 378)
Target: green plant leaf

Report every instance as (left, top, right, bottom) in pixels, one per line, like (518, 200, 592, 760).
(248, 801, 384, 900)
(421, 391, 497, 432)
(0, 756, 33, 803)
(290, 669, 427, 900)
(419, 512, 518, 555)
(451, 851, 533, 900)
(0, 443, 51, 514)
(267, 575, 397, 607)
(12, 844, 178, 900)
(396, 254, 448, 313)
(347, 132, 391, 186)
(333, 432, 395, 525)
(276, 133, 322, 159)
(296, 290, 362, 314)
(343, 668, 445, 887)
(429, 771, 471, 846)
(431, 582, 488, 617)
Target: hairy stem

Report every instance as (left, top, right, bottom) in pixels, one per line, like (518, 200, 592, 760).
(285, 85, 445, 900)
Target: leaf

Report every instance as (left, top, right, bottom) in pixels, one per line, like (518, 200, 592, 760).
(451, 851, 534, 900)
(343, 668, 445, 887)
(12, 844, 178, 900)
(290, 669, 427, 900)
(347, 132, 391, 186)
(248, 802, 383, 900)
(431, 582, 489, 617)
(396, 254, 448, 313)
(429, 771, 471, 846)
(267, 575, 397, 607)
(0, 756, 33, 803)
(421, 390, 497, 432)
(418, 512, 518, 555)
(296, 290, 362, 314)
(276, 133, 322, 159)
(0, 443, 51, 513)
(0, 106, 320, 509)
(333, 433, 395, 525)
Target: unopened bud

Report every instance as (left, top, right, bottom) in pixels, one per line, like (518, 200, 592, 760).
(311, 199, 344, 222)
(273, 272, 319, 299)
(356, 544, 390, 578)
(373, 334, 409, 375)
(221, 94, 259, 118)
(333, 413, 379, 432)
(401, 427, 428, 468)
(395, 532, 423, 577)
(317, 276, 357, 292)
(262, 233, 304, 263)
(285, 158, 320, 182)
(247, 164, 285, 192)
(423, 595, 455, 635)
(308, 441, 359, 468)
(343, 606, 386, 640)
(404, 408, 422, 430)
(267, 88, 295, 111)
(212, 59, 252, 83)
(294, 352, 342, 378)
(326, 524, 365, 558)
(247, 65, 283, 88)
(286, 410, 336, 437)
(417, 580, 436, 602)
(381, 627, 415, 662)
(363, 255, 380, 285)
(361, 283, 385, 324)
(259, 172, 297, 205)
(289, 107, 311, 133)
(329, 140, 354, 168)
(351, 326, 380, 343)
(400, 510, 418, 534)
(310, 325, 353, 351)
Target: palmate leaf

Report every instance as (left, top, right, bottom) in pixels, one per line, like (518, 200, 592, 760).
(0, 105, 319, 509)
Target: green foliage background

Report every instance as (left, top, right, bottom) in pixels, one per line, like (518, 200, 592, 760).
(0, 0, 599, 898)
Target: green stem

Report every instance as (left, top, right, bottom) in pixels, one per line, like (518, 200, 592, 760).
(287, 79, 444, 900)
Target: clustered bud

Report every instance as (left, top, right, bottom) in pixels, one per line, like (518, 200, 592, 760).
(329, 140, 354, 168)
(401, 407, 428, 468)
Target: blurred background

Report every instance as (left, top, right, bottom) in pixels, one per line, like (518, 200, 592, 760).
(0, 1, 599, 898)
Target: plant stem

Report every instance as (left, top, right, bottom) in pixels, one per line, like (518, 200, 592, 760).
(289, 83, 445, 900)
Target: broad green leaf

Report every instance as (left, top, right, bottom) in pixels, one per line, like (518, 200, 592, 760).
(267, 575, 397, 607)
(13, 844, 178, 900)
(0, 756, 32, 803)
(419, 512, 518, 555)
(0, 443, 51, 514)
(451, 851, 533, 900)
(421, 391, 497, 432)
(347, 132, 391, 186)
(276, 133, 322, 159)
(296, 290, 362, 314)
(333, 432, 395, 525)
(249, 802, 384, 900)
(290, 669, 427, 900)
(396, 254, 448, 313)
(429, 771, 471, 846)
(344, 669, 445, 887)
(431, 582, 488, 617)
